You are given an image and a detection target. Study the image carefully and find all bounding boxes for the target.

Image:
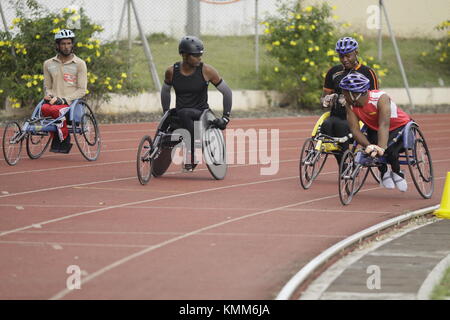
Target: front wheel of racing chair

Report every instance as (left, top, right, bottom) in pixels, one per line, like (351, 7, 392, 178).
(2, 121, 23, 165)
(26, 131, 51, 159)
(299, 137, 328, 189)
(137, 135, 154, 185)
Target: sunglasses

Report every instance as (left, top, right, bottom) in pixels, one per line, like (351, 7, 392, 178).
(190, 53, 203, 58)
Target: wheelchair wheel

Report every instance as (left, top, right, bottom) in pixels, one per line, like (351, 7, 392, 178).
(203, 126, 227, 180)
(137, 135, 153, 185)
(2, 121, 23, 166)
(73, 103, 101, 161)
(299, 138, 327, 189)
(26, 133, 51, 159)
(406, 125, 433, 199)
(338, 150, 357, 205)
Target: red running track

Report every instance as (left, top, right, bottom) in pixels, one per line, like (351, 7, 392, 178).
(0, 114, 449, 299)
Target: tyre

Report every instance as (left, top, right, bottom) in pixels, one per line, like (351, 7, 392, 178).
(338, 150, 356, 205)
(137, 135, 153, 185)
(2, 121, 23, 166)
(299, 138, 327, 189)
(26, 133, 51, 159)
(406, 125, 433, 199)
(73, 102, 101, 161)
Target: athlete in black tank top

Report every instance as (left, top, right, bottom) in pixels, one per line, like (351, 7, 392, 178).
(160, 36, 233, 171)
(172, 62, 209, 110)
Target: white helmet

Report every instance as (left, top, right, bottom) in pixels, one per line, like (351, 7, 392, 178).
(55, 29, 75, 41)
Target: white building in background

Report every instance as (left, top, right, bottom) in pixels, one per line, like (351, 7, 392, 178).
(1, 0, 448, 40)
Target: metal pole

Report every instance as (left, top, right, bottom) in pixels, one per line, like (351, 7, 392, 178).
(377, 0, 382, 61)
(186, 0, 200, 37)
(116, 0, 127, 43)
(130, 0, 161, 91)
(380, 0, 414, 109)
(127, 0, 132, 80)
(255, 0, 259, 75)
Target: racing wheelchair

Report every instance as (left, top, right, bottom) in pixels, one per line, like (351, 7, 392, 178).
(299, 111, 379, 189)
(136, 108, 227, 185)
(2, 99, 101, 166)
(338, 121, 433, 205)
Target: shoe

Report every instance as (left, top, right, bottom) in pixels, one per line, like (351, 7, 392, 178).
(50, 137, 61, 153)
(58, 135, 73, 154)
(380, 169, 395, 189)
(392, 171, 407, 192)
(183, 163, 198, 172)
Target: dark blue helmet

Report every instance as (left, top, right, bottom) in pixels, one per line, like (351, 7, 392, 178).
(339, 73, 370, 93)
(178, 36, 204, 54)
(335, 37, 358, 54)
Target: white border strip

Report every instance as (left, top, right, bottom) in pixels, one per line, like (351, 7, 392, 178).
(276, 204, 440, 300)
(417, 252, 450, 300)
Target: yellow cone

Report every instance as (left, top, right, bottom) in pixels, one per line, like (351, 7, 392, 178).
(434, 172, 450, 219)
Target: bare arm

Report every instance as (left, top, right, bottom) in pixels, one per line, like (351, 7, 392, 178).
(345, 105, 371, 147)
(376, 94, 391, 150)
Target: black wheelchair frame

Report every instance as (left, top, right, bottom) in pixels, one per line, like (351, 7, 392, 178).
(136, 108, 227, 185)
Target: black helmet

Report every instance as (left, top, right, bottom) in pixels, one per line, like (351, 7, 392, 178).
(178, 36, 204, 54)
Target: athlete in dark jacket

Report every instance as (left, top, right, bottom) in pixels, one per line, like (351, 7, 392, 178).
(320, 37, 379, 165)
(160, 36, 232, 171)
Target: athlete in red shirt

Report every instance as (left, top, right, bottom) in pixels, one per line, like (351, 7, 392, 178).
(339, 73, 411, 191)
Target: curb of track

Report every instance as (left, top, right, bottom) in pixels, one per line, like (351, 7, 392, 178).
(275, 204, 440, 300)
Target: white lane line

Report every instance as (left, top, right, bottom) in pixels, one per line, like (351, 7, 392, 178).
(13, 230, 346, 238)
(0, 203, 391, 215)
(0, 175, 299, 238)
(49, 191, 344, 300)
(0, 156, 301, 198)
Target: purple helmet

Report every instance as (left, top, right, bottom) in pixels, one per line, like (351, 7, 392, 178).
(339, 73, 370, 93)
(335, 37, 358, 54)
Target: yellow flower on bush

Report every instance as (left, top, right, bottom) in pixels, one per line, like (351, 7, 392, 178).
(295, 14, 301, 20)
(308, 47, 314, 52)
(95, 50, 101, 57)
(52, 28, 61, 34)
(35, 34, 41, 39)
(121, 73, 127, 78)
(301, 76, 307, 81)
(290, 40, 297, 46)
(309, 61, 315, 66)
(86, 57, 91, 63)
(0, 89, 3, 94)
(26, 82, 32, 88)
(12, 18, 21, 25)
(326, 49, 335, 56)
(116, 84, 122, 89)
(53, 18, 60, 24)
(373, 64, 380, 69)
(107, 85, 112, 90)
(272, 40, 280, 46)
(274, 66, 279, 72)
(303, 6, 312, 13)
(333, 56, 340, 62)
